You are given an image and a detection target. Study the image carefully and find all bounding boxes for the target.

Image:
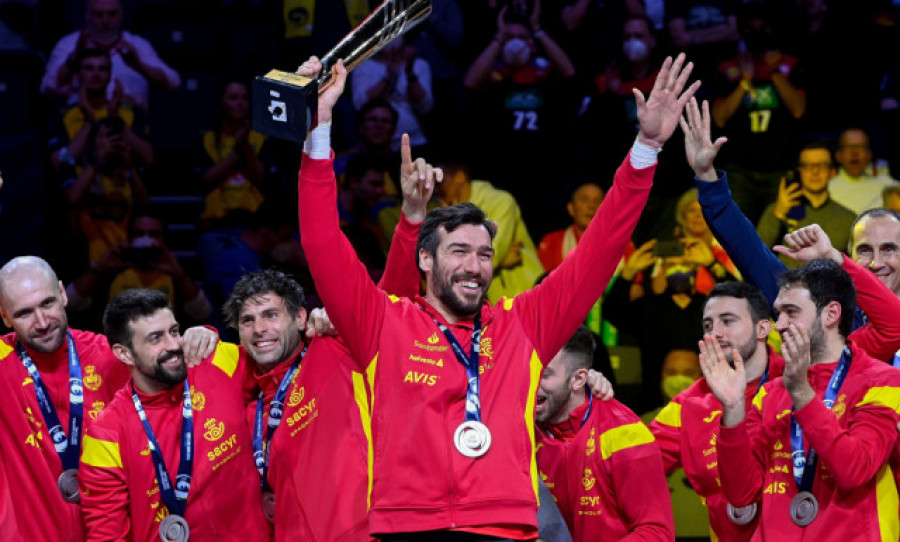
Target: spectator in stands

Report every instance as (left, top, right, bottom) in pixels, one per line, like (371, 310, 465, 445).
(883, 186, 900, 214)
(65, 212, 212, 327)
(712, 3, 805, 224)
(40, 0, 180, 111)
(62, 115, 149, 265)
(604, 240, 707, 413)
(49, 48, 153, 172)
(464, 2, 576, 238)
(198, 80, 271, 230)
(334, 98, 400, 199)
(352, 35, 433, 153)
(757, 141, 855, 268)
(662, 188, 740, 295)
(577, 16, 661, 183)
(828, 127, 899, 215)
(667, 0, 739, 78)
(537, 182, 603, 272)
(437, 157, 544, 302)
(339, 153, 398, 254)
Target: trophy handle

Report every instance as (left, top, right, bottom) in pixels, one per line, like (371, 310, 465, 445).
(316, 0, 432, 87)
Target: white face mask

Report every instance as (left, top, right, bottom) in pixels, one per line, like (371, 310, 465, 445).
(502, 38, 531, 67)
(622, 37, 649, 62)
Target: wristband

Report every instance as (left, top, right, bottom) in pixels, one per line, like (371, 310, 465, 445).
(630, 137, 661, 169)
(304, 120, 331, 159)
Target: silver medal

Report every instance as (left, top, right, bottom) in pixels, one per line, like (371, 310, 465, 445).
(159, 514, 190, 542)
(726, 502, 757, 525)
(57, 469, 80, 503)
(453, 420, 491, 458)
(262, 491, 276, 524)
(789, 491, 818, 527)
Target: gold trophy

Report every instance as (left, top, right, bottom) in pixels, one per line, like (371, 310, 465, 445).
(252, 0, 432, 143)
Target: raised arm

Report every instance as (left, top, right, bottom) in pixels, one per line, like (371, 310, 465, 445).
(775, 224, 900, 360)
(515, 54, 700, 362)
(684, 97, 786, 302)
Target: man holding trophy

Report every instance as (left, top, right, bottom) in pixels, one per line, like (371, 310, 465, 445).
(289, 27, 697, 542)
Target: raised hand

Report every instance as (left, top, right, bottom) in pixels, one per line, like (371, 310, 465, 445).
(780, 323, 815, 409)
(771, 177, 802, 221)
(774, 224, 843, 264)
(621, 239, 657, 281)
(698, 334, 747, 426)
(635, 53, 701, 149)
(399, 133, 442, 223)
(295, 56, 348, 125)
(305, 307, 337, 339)
(680, 97, 727, 181)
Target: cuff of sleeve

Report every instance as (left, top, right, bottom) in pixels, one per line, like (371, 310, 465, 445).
(792, 397, 830, 428)
(718, 420, 749, 446)
(630, 138, 661, 169)
(303, 120, 332, 159)
(399, 210, 423, 228)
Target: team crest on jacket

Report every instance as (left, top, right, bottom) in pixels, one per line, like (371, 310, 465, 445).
(288, 386, 305, 407)
(88, 401, 105, 420)
(427, 333, 440, 345)
(582, 468, 596, 491)
(480, 337, 493, 359)
(832, 393, 847, 419)
(83, 365, 102, 391)
(203, 418, 225, 441)
(586, 428, 596, 457)
(191, 386, 206, 411)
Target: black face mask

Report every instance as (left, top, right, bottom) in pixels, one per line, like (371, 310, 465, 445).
(744, 30, 776, 54)
(666, 271, 694, 295)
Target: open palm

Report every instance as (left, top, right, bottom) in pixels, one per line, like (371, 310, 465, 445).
(636, 53, 701, 148)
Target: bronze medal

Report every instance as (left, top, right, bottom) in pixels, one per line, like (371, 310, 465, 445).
(57, 469, 80, 503)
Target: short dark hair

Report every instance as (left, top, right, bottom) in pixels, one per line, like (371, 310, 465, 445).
(416, 203, 497, 278)
(222, 269, 305, 330)
(103, 289, 172, 349)
(798, 140, 836, 167)
(559, 326, 597, 375)
(777, 259, 856, 337)
(356, 98, 398, 126)
(706, 281, 771, 322)
(75, 47, 110, 70)
(344, 153, 390, 185)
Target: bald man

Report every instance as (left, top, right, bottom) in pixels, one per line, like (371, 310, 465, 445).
(0, 256, 215, 541)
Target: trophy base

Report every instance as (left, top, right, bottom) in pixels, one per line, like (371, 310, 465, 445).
(252, 70, 317, 144)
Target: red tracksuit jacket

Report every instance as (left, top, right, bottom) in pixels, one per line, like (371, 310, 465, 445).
(537, 397, 674, 541)
(241, 211, 420, 541)
(79, 342, 269, 541)
(719, 340, 900, 541)
(0, 329, 130, 542)
(649, 255, 900, 541)
(298, 151, 653, 537)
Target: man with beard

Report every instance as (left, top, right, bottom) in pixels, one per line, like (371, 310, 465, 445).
(79, 289, 268, 541)
(535, 326, 673, 540)
(650, 281, 781, 541)
(703, 256, 900, 539)
(297, 52, 698, 539)
(0, 256, 216, 541)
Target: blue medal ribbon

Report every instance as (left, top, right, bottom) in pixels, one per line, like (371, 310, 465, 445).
(755, 363, 770, 396)
(433, 315, 483, 422)
(132, 380, 194, 517)
(253, 347, 305, 492)
(789, 346, 852, 492)
(16, 332, 83, 471)
(580, 387, 593, 428)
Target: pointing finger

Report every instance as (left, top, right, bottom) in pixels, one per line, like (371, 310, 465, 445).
(400, 133, 412, 169)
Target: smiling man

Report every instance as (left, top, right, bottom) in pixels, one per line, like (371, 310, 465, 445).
(297, 52, 698, 540)
(535, 327, 673, 541)
(78, 289, 267, 541)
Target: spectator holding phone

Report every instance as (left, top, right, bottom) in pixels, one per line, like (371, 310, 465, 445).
(603, 238, 708, 413)
(756, 141, 855, 268)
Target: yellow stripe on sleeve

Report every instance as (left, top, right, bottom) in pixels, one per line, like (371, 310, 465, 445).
(600, 421, 656, 460)
(502, 297, 515, 311)
(752, 386, 767, 411)
(525, 350, 543, 502)
(352, 370, 374, 509)
(856, 386, 900, 413)
(875, 463, 900, 541)
(655, 401, 682, 428)
(387, 295, 400, 303)
(81, 434, 123, 469)
(364, 353, 379, 507)
(211, 342, 240, 377)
